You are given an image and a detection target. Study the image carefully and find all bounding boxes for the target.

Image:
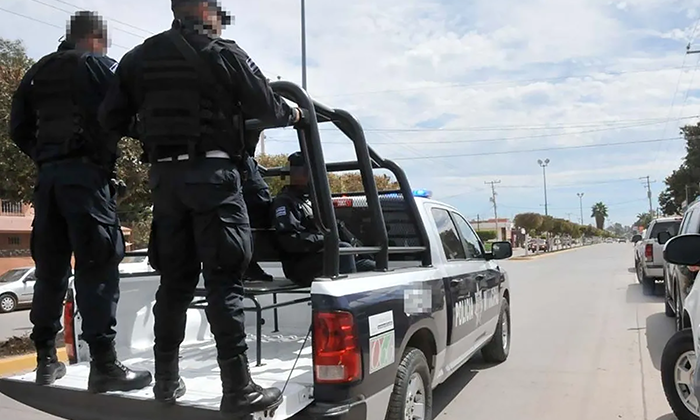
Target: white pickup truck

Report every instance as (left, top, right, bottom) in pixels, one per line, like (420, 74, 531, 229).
(632, 216, 682, 296)
(0, 82, 515, 420)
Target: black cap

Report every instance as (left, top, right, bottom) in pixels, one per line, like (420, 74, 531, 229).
(171, 0, 232, 26)
(288, 152, 306, 168)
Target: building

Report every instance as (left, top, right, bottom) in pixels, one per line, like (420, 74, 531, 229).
(468, 217, 513, 241)
(0, 200, 133, 257)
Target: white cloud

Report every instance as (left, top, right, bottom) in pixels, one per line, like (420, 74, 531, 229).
(1, 0, 700, 224)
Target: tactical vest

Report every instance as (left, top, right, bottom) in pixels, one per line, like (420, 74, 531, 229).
(137, 31, 241, 160)
(32, 50, 92, 154)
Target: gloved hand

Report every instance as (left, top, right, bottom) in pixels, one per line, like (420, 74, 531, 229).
(292, 108, 310, 128)
(110, 178, 127, 198)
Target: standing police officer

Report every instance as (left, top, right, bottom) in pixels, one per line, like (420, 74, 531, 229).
(98, 0, 303, 413)
(9, 11, 152, 392)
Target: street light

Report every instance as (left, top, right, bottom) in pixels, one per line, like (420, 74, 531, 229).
(537, 159, 550, 216)
(577, 192, 585, 225)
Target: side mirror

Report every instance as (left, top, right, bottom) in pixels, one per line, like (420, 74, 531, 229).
(657, 231, 673, 245)
(490, 241, 513, 260)
(663, 234, 700, 265)
(632, 234, 642, 243)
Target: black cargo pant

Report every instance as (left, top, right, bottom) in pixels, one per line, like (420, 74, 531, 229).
(149, 158, 252, 360)
(242, 156, 272, 229)
(30, 160, 124, 353)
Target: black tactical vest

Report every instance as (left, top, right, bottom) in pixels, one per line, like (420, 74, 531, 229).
(32, 50, 91, 153)
(137, 30, 240, 160)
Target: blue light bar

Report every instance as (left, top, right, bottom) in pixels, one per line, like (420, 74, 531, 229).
(412, 189, 432, 198)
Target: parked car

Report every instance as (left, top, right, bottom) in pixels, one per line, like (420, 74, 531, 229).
(659, 233, 700, 420)
(632, 216, 682, 295)
(528, 238, 548, 252)
(661, 203, 700, 331)
(0, 266, 36, 313)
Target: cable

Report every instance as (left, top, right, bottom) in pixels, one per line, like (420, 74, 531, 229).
(48, 0, 154, 35)
(390, 137, 684, 160)
(29, 0, 147, 39)
(317, 66, 687, 98)
(0, 7, 129, 50)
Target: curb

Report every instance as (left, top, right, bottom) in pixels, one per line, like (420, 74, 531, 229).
(510, 246, 590, 261)
(0, 348, 67, 377)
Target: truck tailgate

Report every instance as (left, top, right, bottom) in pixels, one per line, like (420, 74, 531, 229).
(0, 334, 313, 420)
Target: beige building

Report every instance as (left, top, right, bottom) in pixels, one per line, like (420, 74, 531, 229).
(468, 217, 513, 241)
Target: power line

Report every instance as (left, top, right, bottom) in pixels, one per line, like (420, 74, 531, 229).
(48, 0, 154, 35)
(317, 65, 688, 98)
(389, 137, 684, 160)
(485, 180, 501, 239)
(0, 7, 128, 50)
(29, 0, 147, 39)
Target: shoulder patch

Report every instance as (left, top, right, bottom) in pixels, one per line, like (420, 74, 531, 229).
(109, 62, 119, 73)
(275, 206, 287, 218)
(245, 57, 260, 75)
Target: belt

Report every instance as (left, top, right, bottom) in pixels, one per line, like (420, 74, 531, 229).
(156, 150, 230, 162)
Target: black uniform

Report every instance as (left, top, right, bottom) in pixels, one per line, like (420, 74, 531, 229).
(272, 185, 376, 286)
(9, 41, 151, 391)
(242, 154, 274, 281)
(98, 18, 294, 410)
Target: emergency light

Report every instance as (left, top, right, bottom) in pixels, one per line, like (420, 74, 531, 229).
(412, 189, 432, 198)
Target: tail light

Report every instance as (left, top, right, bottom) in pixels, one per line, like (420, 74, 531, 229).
(645, 244, 653, 262)
(63, 290, 76, 364)
(333, 198, 353, 208)
(312, 311, 361, 384)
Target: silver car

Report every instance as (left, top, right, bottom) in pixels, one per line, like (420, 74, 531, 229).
(0, 266, 36, 313)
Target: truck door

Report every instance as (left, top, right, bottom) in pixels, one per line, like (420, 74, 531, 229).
(429, 208, 488, 371)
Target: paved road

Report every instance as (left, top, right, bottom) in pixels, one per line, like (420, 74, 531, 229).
(0, 243, 679, 419)
(0, 309, 31, 342)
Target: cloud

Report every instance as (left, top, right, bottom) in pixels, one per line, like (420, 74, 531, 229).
(2, 0, 699, 224)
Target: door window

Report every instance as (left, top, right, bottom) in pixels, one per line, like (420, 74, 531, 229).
(451, 213, 484, 259)
(431, 208, 466, 260)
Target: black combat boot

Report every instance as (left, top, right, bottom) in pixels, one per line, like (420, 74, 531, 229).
(35, 347, 66, 386)
(87, 344, 153, 393)
(219, 354, 282, 418)
(153, 349, 186, 404)
(243, 262, 274, 282)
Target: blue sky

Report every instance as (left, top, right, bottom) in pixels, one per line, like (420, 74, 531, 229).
(2, 0, 700, 226)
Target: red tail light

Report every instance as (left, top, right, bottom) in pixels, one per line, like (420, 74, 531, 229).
(332, 198, 353, 208)
(645, 244, 653, 261)
(312, 311, 361, 384)
(63, 292, 76, 363)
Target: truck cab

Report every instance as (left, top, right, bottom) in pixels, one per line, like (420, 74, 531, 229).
(0, 81, 514, 420)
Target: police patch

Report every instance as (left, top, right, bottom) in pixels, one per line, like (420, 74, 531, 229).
(109, 62, 118, 73)
(245, 57, 260, 75)
(275, 206, 287, 218)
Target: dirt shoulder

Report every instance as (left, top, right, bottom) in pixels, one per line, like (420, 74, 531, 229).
(0, 332, 64, 358)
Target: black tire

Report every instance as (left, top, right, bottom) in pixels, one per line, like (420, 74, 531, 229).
(385, 348, 433, 420)
(481, 299, 511, 363)
(0, 294, 17, 313)
(642, 275, 655, 296)
(635, 261, 643, 284)
(661, 329, 700, 420)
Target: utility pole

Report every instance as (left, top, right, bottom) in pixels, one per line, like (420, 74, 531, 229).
(640, 176, 655, 217)
(566, 212, 574, 222)
(301, 0, 307, 89)
(485, 180, 501, 239)
(577, 193, 585, 225)
(537, 159, 550, 216)
(259, 132, 266, 155)
(476, 214, 481, 231)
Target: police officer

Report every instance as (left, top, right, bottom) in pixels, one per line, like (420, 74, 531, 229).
(242, 153, 274, 282)
(9, 11, 152, 392)
(98, 0, 303, 413)
(271, 152, 376, 287)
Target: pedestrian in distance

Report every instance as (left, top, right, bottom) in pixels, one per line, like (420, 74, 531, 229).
(9, 11, 153, 392)
(98, 0, 305, 415)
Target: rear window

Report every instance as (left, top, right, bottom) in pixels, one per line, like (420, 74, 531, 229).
(650, 221, 681, 238)
(333, 194, 425, 260)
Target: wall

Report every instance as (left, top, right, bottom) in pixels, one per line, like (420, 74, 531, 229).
(0, 233, 31, 253)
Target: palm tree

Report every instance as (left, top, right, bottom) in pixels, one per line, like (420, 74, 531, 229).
(591, 202, 609, 230)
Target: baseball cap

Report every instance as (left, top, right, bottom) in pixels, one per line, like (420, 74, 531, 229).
(288, 152, 306, 168)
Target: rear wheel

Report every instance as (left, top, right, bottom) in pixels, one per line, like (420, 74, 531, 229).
(661, 329, 700, 420)
(385, 348, 433, 420)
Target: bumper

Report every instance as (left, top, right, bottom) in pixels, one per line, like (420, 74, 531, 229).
(294, 396, 367, 420)
(645, 266, 664, 279)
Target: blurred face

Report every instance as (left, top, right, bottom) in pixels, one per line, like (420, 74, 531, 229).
(290, 167, 309, 187)
(77, 32, 107, 54)
(200, 2, 223, 36)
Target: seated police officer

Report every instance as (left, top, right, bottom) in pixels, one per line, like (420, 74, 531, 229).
(242, 149, 274, 282)
(9, 12, 152, 391)
(271, 152, 376, 287)
(98, 0, 303, 414)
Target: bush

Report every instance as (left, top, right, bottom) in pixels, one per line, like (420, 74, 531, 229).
(476, 230, 497, 242)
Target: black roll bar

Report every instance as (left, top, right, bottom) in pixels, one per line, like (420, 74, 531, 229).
(124, 81, 432, 276)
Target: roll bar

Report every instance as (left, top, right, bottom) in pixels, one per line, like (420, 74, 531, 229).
(125, 81, 432, 278)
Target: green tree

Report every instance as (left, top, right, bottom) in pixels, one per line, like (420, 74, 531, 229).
(0, 39, 36, 202)
(634, 212, 654, 230)
(475, 230, 497, 242)
(513, 213, 543, 234)
(591, 202, 608, 230)
(659, 123, 700, 215)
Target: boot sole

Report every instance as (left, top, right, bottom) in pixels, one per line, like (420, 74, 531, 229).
(221, 394, 283, 419)
(154, 382, 187, 405)
(88, 374, 153, 394)
(35, 364, 67, 386)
